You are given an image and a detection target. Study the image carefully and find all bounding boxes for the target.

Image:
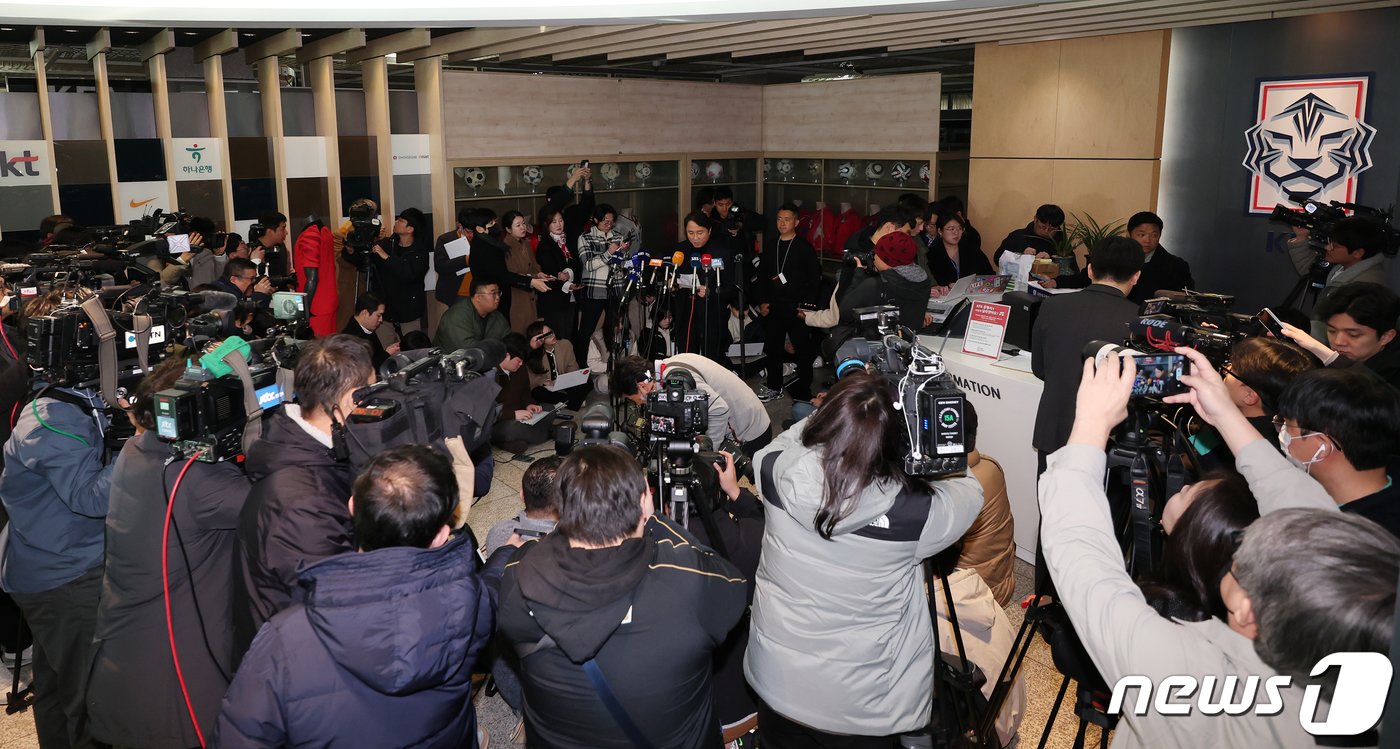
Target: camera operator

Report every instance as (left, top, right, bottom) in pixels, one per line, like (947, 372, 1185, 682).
(248, 210, 291, 281)
(218, 258, 274, 307)
(1281, 282, 1400, 391)
(612, 353, 773, 457)
(710, 185, 764, 257)
(833, 212, 932, 347)
(87, 358, 251, 747)
(1309, 216, 1389, 340)
(234, 335, 374, 657)
(745, 371, 983, 743)
(216, 446, 510, 748)
(756, 202, 822, 403)
(369, 207, 431, 336)
(1042, 348, 1397, 747)
(497, 445, 747, 749)
(189, 231, 240, 289)
(0, 380, 114, 748)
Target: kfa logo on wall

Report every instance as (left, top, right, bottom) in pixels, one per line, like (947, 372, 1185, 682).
(1243, 75, 1376, 214)
(0, 140, 52, 186)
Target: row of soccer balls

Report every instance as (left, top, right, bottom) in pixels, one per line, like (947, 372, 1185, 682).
(458, 160, 932, 188)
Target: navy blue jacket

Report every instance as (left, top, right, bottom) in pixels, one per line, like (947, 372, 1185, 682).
(213, 533, 509, 748)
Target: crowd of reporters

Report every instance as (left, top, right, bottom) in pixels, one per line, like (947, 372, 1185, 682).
(0, 170, 1397, 749)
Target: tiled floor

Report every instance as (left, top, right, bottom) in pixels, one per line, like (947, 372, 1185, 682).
(0, 392, 1112, 749)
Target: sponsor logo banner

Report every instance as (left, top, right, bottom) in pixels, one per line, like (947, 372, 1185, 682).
(172, 138, 222, 182)
(0, 140, 51, 186)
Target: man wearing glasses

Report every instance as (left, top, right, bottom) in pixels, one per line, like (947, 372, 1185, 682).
(435, 279, 511, 354)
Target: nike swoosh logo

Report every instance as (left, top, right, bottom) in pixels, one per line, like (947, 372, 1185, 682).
(129, 198, 157, 208)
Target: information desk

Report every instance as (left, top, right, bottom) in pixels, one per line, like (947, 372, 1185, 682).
(918, 335, 1044, 564)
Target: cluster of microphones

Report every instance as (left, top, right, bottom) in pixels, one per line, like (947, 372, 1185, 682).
(615, 250, 729, 304)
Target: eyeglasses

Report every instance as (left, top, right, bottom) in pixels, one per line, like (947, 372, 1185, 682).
(478, 289, 502, 298)
(1271, 415, 1329, 442)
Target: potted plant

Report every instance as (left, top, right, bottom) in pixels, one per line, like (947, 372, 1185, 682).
(1053, 212, 1127, 275)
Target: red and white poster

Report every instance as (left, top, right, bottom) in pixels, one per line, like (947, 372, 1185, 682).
(962, 300, 1010, 360)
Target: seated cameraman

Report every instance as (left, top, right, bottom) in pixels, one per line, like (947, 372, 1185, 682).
(497, 445, 747, 749)
(217, 257, 273, 307)
(1042, 348, 1397, 747)
(1309, 216, 1389, 341)
(1282, 282, 1400, 391)
(612, 353, 774, 457)
(88, 358, 251, 746)
(1271, 368, 1400, 537)
(235, 335, 374, 657)
(216, 446, 510, 748)
(0, 375, 113, 748)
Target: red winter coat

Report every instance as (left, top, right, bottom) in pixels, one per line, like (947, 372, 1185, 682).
(804, 206, 838, 257)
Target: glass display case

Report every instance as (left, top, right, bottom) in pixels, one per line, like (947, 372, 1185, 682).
(453, 159, 681, 253)
(763, 156, 933, 261)
(689, 157, 758, 214)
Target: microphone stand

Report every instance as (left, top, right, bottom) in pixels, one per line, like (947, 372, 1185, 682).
(735, 251, 745, 373)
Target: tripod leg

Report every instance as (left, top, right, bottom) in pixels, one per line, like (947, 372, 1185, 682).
(1036, 677, 1071, 749)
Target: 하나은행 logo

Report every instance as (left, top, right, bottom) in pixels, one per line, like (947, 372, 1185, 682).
(1108, 652, 1392, 737)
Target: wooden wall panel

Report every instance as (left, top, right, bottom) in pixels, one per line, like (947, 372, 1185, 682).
(1053, 31, 1169, 159)
(618, 79, 762, 153)
(444, 72, 763, 160)
(761, 73, 940, 153)
(443, 72, 626, 160)
(967, 158, 1055, 264)
(969, 41, 1060, 159)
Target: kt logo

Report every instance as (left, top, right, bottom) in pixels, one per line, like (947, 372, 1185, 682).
(0, 150, 41, 178)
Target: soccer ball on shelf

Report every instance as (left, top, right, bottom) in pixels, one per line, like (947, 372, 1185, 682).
(705, 161, 724, 182)
(808, 160, 822, 181)
(460, 167, 486, 195)
(919, 163, 931, 184)
(865, 162, 885, 184)
(690, 161, 701, 181)
(890, 161, 912, 185)
(776, 159, 794, 181)
(634, 161, 653, 186)
(521, 165, 544, 191)
(837, 161, 856, 184)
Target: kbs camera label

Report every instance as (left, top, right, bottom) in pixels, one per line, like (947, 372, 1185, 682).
(1108, 652, 1390, 737)
(123, 325, 167, 349)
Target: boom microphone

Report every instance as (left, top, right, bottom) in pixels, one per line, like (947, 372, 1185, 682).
(189, 290, 241, 312)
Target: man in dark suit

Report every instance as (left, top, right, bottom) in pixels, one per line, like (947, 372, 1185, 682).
(1032, 235, 1144, 461)
(340, 293, 398, 370)
(1030, 235, 1143, 596)
(1052, 211, 1193, 305)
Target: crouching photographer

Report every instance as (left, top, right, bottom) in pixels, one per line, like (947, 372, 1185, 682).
(745, 371, 983, 744)
(613, 353, 773, 457)
(1041, 347, 1399, 747)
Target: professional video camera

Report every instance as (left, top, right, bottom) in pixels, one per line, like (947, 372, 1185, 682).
(1271, 193, 1400, 297)
(1127, 292, 1255, 369)
(342, 200, 383, 268)
(833, 305, 968, 477)
(338, 344, 505, 473)
(152, 336, 294, 462)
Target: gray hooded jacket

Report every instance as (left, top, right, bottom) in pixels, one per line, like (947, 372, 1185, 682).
(744, 418, 983, 734)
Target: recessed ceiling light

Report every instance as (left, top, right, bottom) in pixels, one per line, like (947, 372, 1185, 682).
(0, 27, 13, 32)
(124, 30, 139, 34)
(242, 32, 255, 37)
(183, 31, 197, 36)
(301, 33, 310, 37)
(64, 29, 78, 33)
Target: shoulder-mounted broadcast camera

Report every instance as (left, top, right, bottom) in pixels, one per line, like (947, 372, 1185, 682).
(834, 305, 968, 477)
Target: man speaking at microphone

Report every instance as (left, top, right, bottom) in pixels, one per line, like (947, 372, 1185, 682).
(1029, 236, 1143, 594)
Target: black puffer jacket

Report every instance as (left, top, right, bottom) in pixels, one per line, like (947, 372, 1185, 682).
(838, 264, 934, 332)
(215, 534, 509, 747)
(234, 407, 355, 658)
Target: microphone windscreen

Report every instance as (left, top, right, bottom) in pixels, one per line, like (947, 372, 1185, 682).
(710, 258, 726, 270)
(1129, 316, 1192, 351)
(671, 251, 686, 266)
(701, 253, 713, 267)
(195, 290, 241, 312)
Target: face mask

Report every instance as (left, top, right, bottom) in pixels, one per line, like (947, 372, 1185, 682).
(1278, 428, 1327, 472)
